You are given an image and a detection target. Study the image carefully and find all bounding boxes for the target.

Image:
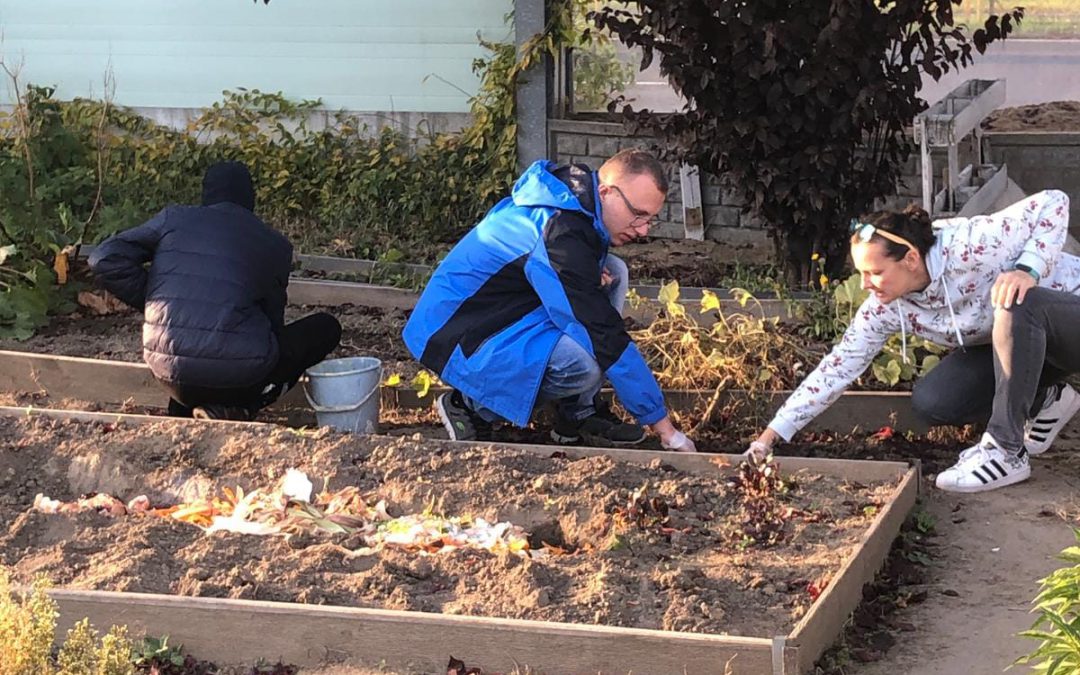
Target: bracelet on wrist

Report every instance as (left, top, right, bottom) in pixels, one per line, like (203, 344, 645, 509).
(1014, 263, 1040, 282)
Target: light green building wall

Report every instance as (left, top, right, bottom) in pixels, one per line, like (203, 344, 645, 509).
(0, 1, 512, 112)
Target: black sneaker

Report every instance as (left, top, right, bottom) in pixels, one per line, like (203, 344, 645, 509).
(550, 400, 646, 446)
(436, 391, 491, 441)
(192, 405, 256, 422)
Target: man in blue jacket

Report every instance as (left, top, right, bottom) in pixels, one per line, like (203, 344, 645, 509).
(89, 161, 341, 420)
(403, 149, 696, 451)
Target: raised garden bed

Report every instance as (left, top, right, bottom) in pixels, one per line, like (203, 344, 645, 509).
(76, 245, 810, 323)
(0, 406, 917, 674)
(0, 349, 926, 436)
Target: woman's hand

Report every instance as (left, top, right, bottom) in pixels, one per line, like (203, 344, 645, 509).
(991, 269, 1037, 309)
(745, 428, 781, 463)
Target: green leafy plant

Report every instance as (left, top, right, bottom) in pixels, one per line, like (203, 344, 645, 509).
(132, 635, 186, 669)
(1014, 528, 1080, 673)
(570, 0, 636, 111)
(0, 8, 586, 339)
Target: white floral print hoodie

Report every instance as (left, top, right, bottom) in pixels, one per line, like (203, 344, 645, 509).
(769, 189, 1074, 441)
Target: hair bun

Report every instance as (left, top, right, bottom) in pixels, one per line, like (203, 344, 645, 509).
(902, 203, 932, 230)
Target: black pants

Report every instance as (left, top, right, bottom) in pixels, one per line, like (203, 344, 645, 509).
(911, 287, 1080, 451)
(166, 312, 342, 415)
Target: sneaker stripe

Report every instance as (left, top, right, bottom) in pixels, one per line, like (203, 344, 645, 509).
(971, 468, 990, 484)
(989, 459, 1007, 477)
(982, 463, 1001, 480)
(1018, 447, 1029, 459)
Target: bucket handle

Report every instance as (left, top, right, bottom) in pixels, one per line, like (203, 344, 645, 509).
(302, 367, 382, 413)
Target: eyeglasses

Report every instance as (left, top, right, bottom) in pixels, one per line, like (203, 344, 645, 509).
(849, 219, 917, 252)
(607, 184, 656, 227)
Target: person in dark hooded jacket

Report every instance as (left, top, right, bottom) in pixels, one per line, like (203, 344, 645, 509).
(403, 149, 696, 451)
(89, 161, 341, 420)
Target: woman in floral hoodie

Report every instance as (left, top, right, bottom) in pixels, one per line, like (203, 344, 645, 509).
(749, 189, 1077, 493)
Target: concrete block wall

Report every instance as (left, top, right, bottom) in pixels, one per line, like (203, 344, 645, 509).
(548, 120, 1077, 252)
(986, 133, 1080, 235)
(549, 119, 769, 255)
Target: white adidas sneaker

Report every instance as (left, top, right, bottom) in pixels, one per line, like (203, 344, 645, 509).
(935, 433, 1031, 493)
(1026, 383, 1080, 455)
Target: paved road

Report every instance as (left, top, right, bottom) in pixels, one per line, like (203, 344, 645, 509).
(611, 39, 1080, 113)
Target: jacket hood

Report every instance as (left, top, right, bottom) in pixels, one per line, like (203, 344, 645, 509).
(511, 161, 607, 242)
(201, 161, 256, 211)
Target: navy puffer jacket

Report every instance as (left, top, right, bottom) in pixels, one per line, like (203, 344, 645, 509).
(89, 162, 293, 388)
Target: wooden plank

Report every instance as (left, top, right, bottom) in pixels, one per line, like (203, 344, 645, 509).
(0, 350, 162, 406)
(627, 297, 799, 326)
(296, 253, 432, 279)
(445, 437, 912, 484)
(958, 163, 1008, 218)
(0, 351, 927, 435)
(287, 279, 418, 309)
(0, 350, 309, 418)
(47, 588, 776, 673)
(787, 467, 920, 672)
(680, 163, 705, 241)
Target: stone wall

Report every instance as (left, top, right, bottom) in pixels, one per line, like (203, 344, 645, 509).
(549, 119, 771, 261)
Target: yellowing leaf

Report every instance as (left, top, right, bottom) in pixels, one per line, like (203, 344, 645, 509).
(657, 280, 680, 306)
(53, 251, 69, 285)
(666, 301, 686, 318)
(731, 287, 753, 307)
(384, 373, 402, 386)
(700, 289, 721, 314)
(758, 368, 773, 383)
(412, 370, 433, 398)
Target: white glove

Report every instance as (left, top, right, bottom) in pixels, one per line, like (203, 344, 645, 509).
(743, 440, 771, 464)
(661, 430, 697, 453)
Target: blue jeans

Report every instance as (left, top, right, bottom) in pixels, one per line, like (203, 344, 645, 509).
(465, 254, 628, 424)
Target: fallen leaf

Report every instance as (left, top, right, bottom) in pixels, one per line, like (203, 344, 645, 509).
(77, 290, 128, 316)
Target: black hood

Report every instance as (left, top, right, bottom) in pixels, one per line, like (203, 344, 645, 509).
(201, 161, 256, 211)
(550, 163, 597, 215)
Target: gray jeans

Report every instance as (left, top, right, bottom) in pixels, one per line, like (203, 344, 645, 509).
(911, 287, 1080, 451)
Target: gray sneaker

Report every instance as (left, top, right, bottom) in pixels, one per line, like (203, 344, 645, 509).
(436, 391, 491, 441)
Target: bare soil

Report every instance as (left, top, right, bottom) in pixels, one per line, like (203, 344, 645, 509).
(0, 303, 422, 381)
(983, 100, 1080, 132)
(0, 414, 896, 640)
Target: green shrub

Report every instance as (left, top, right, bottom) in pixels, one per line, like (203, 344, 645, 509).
(1015, 529, 1080, 674)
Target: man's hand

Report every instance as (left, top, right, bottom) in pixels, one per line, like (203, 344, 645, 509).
(651, 416, 697, 452)
(991, 269, 1037, 309)
(600, 269, 614, 288)
(661, 430, 697, 452)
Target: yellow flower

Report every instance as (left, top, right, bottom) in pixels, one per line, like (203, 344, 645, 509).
(819, 274, 829, 287)
(811, 253, 820, 261)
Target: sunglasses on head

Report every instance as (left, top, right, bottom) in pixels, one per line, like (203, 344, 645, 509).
(849, 219, 917, 252)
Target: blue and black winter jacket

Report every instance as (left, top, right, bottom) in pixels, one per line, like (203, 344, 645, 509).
(402, 160, 667, 427)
